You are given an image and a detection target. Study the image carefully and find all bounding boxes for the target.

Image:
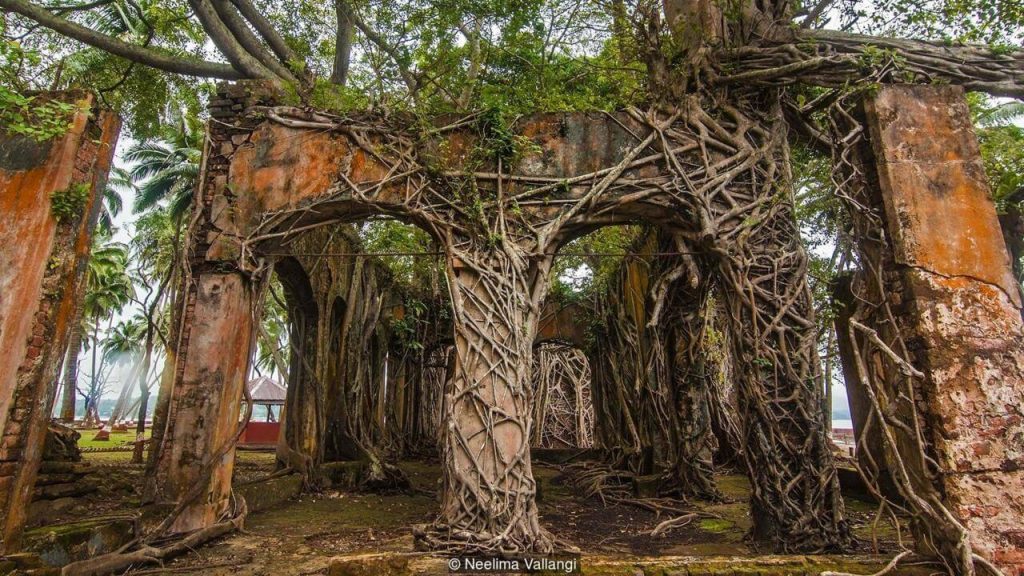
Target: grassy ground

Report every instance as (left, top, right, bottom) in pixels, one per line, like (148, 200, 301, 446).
(141, 461, 906, 575)
(45, 449, 909, 575)
(76, 428, 150, 450)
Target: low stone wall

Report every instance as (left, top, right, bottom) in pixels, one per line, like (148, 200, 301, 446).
(236, 473, 304, 514)
(328, 552, 934, 576)
(23, 516, 137, 568)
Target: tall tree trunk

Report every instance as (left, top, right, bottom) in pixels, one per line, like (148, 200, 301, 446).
(610, 0, 630, 64)
(132, 389, 150, 463)
(133, 261, 173, 462)
(60, 324, 83, 422)
(107, 359, 140, 425)
(142, 222, 183, 500)
(664, 316, 720, 500)
(420, 246, 554, 554)
(823, 326, 834, 432)
(708, 116, 849, 549)
(87, 323, 100, 426)
(330, 0, 354, 85)
(132, 336, 155, 463)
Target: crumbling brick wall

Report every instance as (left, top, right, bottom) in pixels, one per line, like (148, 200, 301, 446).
(0, 91, 119, 552)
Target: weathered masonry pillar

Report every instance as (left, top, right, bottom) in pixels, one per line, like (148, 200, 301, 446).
(150, 272, 255, 532)
(144, 85, 278, 531)
(0, 92, 120, 552)
(864, 85, 1024, 571)
(431, 251, 554, 553)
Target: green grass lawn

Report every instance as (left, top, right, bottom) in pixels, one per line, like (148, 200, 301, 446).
(76, 428, 150, 450)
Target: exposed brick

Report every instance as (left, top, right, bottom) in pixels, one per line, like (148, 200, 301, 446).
(0, 91, 120, 552)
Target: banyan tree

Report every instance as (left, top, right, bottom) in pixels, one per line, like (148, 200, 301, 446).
(0, 0, 1022, 574)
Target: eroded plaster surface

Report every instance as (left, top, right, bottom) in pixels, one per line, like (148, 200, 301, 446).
(0, 93, 119, 551)
(867, 84, 1024, 571)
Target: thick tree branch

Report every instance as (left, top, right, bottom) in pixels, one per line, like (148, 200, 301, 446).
(348, 9, 419, 93)
(209, 0, 298, 83)
(46, 0, 113, 13)
(717, 29, 1024, 99)
(798, 0, 835, 28)
(0, 0, 243, 78)
(229, 0, 302, 71)
(456, 19, 483, 108)
(330, 0, 354, 85)
(187, 0, 273, 79)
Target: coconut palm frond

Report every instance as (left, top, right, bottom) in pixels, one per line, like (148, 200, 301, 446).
(977, 101, 1024, 127)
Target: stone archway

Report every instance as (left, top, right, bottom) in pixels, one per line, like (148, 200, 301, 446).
(0, 71, 1019, 576)
(143, 82, 847, 555)
(531, 341, 594, 450)
(124, 79, 1024, 576)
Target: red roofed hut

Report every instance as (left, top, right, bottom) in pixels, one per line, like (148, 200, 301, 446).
(239, 376, 286, 447)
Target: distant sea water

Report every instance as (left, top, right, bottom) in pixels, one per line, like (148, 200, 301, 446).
(832, 419, 853, 430)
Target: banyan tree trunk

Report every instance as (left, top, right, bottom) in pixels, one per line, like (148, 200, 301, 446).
(708, 104, 849, 549)
(704, 302, 742, 468)
(723, 220, 847, 550)
(664, 316, 720, 500)
(585, 253, 658, 474)
(585, 230, 722, 495)
(422, 246, 553, 554)
(276, 305, 323, 477)
(270, 258, 323, 476)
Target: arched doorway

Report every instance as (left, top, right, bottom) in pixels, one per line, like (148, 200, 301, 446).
(531, 341, 593, 449)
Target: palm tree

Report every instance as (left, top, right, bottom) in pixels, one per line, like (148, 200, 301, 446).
(103, 316, 145, 359)
(124, 209, 182, 461)
(255, 279, 289, 378)
(57, 174, 130, 421)
(97, 112, 201, 454)
(59, 240, 132, 423)
(96, 167, 130, 234)
(975, 101, 1024, 128)
(102, 317, 146, 424)
(81, 245, 133, 425)
(85, 0, 153, 38)
(125, 114, 202, 221)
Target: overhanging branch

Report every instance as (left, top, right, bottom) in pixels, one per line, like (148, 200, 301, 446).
(209, 0, 299, 83)
(717, 29, 1024, 99)
(229, 0, 302, 70)
(186, 0, 272, 79)
(0, 0, 244, 79)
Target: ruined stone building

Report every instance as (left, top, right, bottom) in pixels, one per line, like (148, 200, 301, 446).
(0, 81, 1022, 575)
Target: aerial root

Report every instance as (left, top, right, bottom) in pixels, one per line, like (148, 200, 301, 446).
(412, 522, 560, 556)
(650, 513, 699, 537)
(60, 498, 247, 576)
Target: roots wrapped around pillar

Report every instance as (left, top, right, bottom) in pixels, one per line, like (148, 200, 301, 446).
(418, 248, 555, 554)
